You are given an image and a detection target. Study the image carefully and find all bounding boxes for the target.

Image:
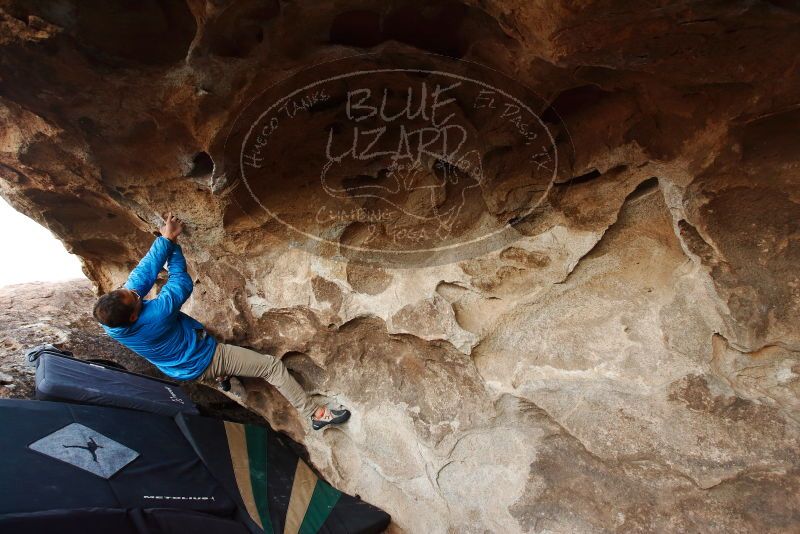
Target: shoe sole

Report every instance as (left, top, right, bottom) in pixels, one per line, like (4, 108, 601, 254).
(312, 411, 351, 430)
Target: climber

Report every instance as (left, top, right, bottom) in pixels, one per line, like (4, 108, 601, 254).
(92, 212, 350, 431)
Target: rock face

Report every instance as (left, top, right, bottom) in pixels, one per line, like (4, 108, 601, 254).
(1, 1, 799, 532)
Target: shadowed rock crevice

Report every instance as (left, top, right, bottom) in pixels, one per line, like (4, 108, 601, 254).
(204, 0, 279, 58)
(187, 151, 215, 178)
(4, 0, 198, 66)
(328, 1, 506, 59)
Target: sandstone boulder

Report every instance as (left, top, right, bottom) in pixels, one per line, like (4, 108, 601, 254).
(0, 1, 798, 531)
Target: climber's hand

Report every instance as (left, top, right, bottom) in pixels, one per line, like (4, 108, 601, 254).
(160, 212, 184, 242)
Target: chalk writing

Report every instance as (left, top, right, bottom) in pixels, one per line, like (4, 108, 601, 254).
(230, 56, 564, 265)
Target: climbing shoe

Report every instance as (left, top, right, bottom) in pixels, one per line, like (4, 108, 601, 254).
(312, 406, 351, 430)
(216, 376, 247, 400)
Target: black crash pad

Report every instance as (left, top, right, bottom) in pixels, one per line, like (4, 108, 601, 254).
(35, 352, 198, 416)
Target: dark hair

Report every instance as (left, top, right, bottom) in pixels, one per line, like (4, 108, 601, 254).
(93, 289, 136, 327)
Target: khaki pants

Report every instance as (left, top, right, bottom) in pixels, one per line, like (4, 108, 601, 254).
(197, 343, 317, 419)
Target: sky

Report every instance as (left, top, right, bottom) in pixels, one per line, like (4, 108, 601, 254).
(0, 196, 86, 287)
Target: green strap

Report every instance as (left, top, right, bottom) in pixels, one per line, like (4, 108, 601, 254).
(245, 425, 275, 534)
(298, 479, 342, 534)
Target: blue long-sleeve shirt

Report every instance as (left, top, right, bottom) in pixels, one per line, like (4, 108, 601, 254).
(102, 236, 216, 380)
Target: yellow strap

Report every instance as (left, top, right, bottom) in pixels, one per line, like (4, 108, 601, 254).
(283, 460, 318, 534)
(224, 421, 264, 529)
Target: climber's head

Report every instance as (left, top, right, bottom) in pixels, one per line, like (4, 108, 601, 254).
(93, 288, 142, 327)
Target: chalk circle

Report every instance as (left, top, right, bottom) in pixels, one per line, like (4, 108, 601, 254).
(224, 52, 567, 267)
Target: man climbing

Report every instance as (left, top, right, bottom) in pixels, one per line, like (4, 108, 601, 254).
(92, 212, 350, 430)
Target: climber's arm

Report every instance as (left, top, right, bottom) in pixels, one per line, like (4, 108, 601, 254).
(151, 242, 193, 316)
(123, 236, 173, 297)
(123, 212, 185, 299)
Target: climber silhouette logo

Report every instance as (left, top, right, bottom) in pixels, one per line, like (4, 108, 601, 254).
(29, 423, 139, 479)
(62, 436, 103, 463)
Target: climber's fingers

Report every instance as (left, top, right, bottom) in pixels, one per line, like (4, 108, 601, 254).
(161, 212, 184, 230)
